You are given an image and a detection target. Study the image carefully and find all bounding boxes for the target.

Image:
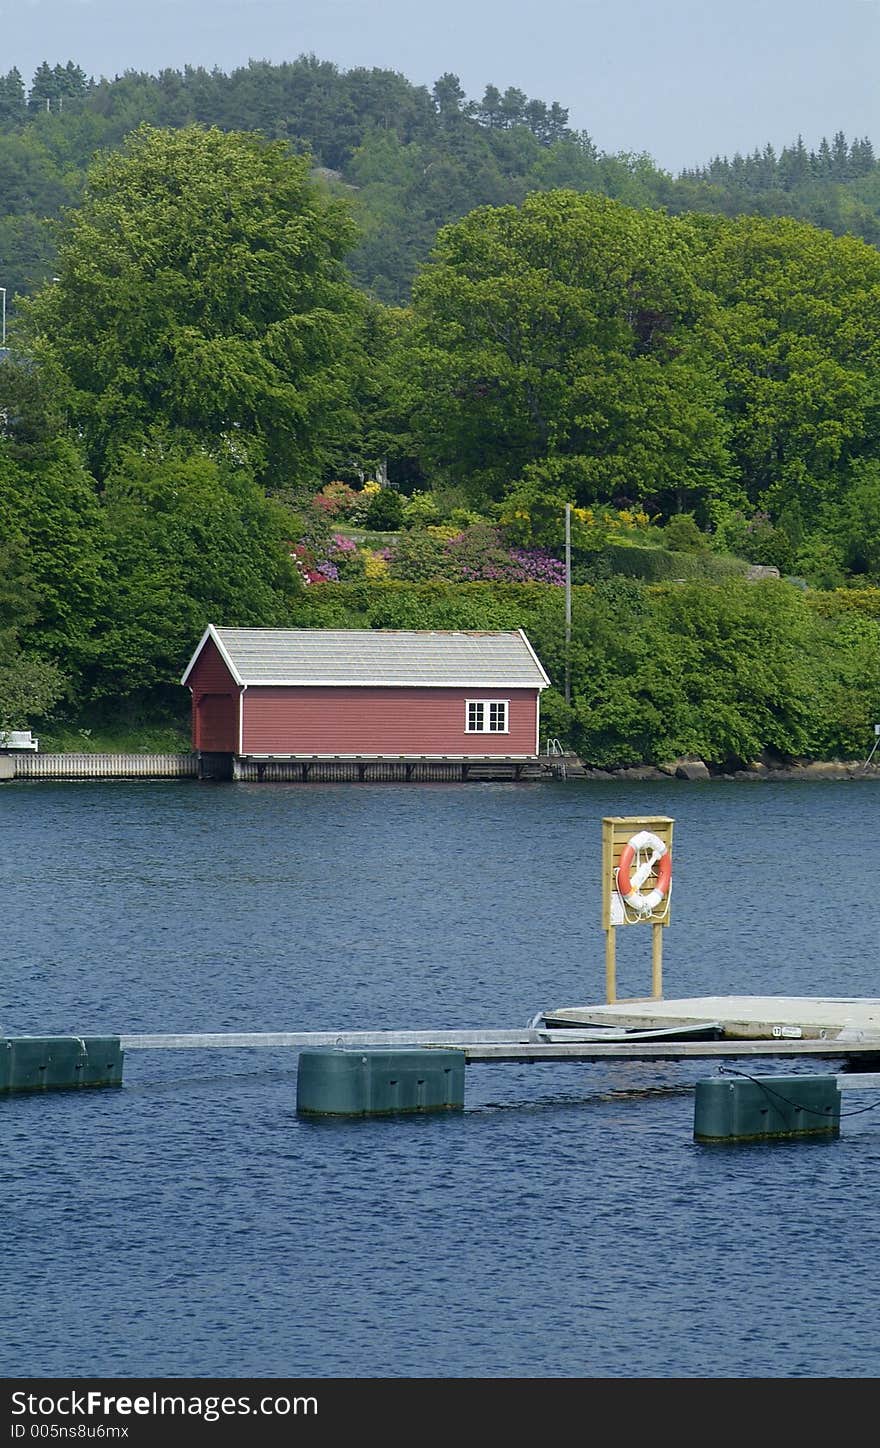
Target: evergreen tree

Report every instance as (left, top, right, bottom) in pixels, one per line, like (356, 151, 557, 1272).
(813, 136, 833, 179)
(478, 84, 503, 128)
(432, 73, 465, 118)
(831, 129, 850, 180)
(0, 68, 25, 126)
(778, 135, 810, 188)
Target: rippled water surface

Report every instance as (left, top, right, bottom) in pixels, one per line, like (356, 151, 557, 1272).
(3, 777, 879, 1378)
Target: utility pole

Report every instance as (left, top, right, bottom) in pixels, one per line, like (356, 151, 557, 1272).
(0, 287, 6, 348)
(564, 502, 571, 706)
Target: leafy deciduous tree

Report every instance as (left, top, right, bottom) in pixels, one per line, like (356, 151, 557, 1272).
(20, 124, 365, 489)
(400, 190, 732, 514)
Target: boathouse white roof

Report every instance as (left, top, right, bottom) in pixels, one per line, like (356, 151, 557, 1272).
(182, 626, 551, 689)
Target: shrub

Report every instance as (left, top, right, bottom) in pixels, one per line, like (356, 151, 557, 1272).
(714, 510, 795, 573)
(596, 543, 746, 582)
(387, 529, 450, 581)
(401, 491, 442, 528)
(363, 551, 390, 579)
(663, 513, 709, 553)
(364, 487, 405, 530)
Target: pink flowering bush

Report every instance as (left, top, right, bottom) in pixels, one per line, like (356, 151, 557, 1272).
(312, 482, 360, 518)
(290, 540, 340, 584)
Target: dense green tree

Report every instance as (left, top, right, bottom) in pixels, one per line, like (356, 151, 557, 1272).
(0, 518, 68, 731)
(90, 450, 301, 704)
(28, 61, 89, 114)
(0, 69, 25, 127)
(0, 359, 104, 674)
(400, 190, 731, 513)
(19, 124, 365, 488)
(824, 460, 880, 579)
(0, 130, 73, 216)
(0, 652, 67, 730)
(687, 213, 880, 518)
(0, 214, 59, 298)
(432, 73, 466, 119)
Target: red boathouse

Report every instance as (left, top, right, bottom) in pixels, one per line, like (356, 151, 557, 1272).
(181, 625, 551, 780)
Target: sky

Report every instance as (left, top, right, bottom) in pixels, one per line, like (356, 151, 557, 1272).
(0, 0, 878, 172)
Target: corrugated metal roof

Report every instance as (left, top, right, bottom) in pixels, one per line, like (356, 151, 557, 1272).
(183, 627, 550, 688)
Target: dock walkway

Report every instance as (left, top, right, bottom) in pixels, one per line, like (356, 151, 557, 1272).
(121, 996, 880, 1067)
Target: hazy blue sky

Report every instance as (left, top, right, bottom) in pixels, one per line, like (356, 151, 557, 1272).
(1, 0, 877, 171)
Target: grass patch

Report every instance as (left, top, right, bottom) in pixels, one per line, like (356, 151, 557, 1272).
(333, 527, 401, 547)
(38, 719, 192, 754)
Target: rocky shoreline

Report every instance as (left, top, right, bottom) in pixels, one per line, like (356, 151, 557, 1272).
(575, 754, 880, 782)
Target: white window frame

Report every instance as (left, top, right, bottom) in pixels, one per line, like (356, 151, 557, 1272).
(465, 699, 509, 734)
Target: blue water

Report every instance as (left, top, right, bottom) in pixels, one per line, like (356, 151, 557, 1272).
(2, 778, 879, 1378)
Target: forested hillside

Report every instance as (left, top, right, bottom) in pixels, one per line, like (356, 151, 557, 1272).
(1, 56, 879, 302)
(2, 59, 880, 766)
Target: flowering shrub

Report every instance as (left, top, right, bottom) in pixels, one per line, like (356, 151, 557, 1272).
(364, 551, 390, 579)
(313, 481, 360, 518)
(327, 533, 366, 580)
(290, 542, 328, 585)
(506, 548, 567, 584)
(313, 559, 340, 581)
(385, 524, 569, 585)
(311, 480, 389, 527)
(445, 524, 523, 581)
(498, 485, 653, 552)
(290, 536, 348, 584)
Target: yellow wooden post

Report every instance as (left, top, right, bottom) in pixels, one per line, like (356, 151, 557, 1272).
(652, 922, 663, 999)
(605, 927, 617, 1004)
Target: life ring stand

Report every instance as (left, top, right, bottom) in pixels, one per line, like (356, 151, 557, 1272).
(617, 829, 671, 916)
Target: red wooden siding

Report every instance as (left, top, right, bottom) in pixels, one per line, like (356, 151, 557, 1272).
(187, 637, 240, 751)
(196, 694, 238, 752)
(241, 686, 539, 755)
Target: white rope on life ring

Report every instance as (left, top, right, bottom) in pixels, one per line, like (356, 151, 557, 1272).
(616, 829, 671, 916)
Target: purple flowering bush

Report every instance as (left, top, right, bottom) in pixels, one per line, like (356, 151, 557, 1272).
(506, 548, 567, 584)
(384, 523, 567, 584)
(446, 525, 566, 584)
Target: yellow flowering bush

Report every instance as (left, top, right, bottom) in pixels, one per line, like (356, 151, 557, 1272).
(363, 550, 390, 579)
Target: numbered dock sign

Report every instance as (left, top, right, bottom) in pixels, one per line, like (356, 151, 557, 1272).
(602, 816, 674, 928)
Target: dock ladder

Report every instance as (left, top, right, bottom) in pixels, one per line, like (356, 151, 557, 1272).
(545, 738, 567, 780)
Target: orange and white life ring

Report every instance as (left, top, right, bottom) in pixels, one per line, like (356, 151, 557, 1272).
(617, 829, 671, 915)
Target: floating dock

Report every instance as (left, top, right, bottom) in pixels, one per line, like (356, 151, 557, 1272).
(120, 996, 880, 1066)
(6, 1002, 879, 1124)
(119, 1000, 880, 1124)
(541, 994, 880, 1041)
